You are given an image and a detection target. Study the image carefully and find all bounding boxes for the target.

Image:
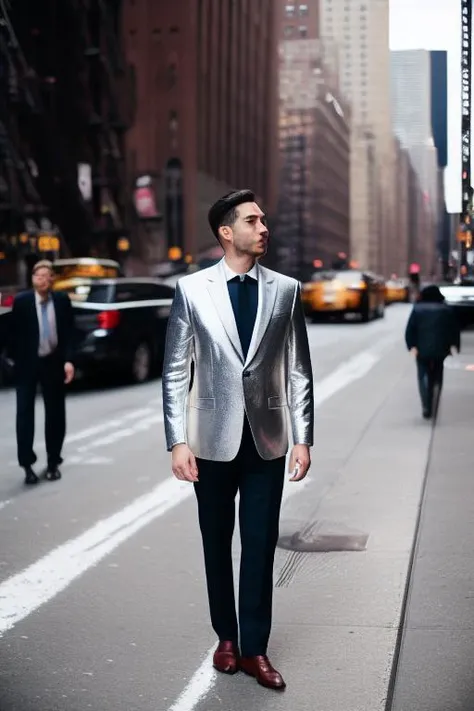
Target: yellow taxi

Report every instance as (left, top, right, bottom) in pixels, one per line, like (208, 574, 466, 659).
(384, 277, 409, 305)
(301, 269, 385, 322)
(52, 258, 122, 290)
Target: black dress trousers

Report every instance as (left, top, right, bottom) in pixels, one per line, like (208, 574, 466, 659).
(194, 422, 285, 656)
(16, 353, 66, 469)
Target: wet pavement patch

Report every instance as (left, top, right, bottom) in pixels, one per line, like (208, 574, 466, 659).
(278, 519, 369, 553)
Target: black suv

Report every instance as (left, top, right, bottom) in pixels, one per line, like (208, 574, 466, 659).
(61, 277, 175, 383)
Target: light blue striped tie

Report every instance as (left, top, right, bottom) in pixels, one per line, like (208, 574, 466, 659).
(41, 301, 51, 351)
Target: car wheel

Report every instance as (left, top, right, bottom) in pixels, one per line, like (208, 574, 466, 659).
(131, 342, 152, 384)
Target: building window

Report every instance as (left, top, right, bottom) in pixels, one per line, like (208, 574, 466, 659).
(299, 25, 307, 38)
(169, 110, 178, 129)
(284, 25, 294, 36)
(285, 4, 295, 17)
(170, 26, 179, 34)
(299, 3, 308, 15)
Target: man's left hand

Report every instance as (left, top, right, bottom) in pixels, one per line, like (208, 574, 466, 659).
(64, 362, 75, 385)
(288, 444, 311, 482)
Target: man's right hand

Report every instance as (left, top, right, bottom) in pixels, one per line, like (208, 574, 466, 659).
(171, 444, 199, 482)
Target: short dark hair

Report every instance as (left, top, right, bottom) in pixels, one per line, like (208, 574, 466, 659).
(208, 189, 255, 240)
(419, 284, 445, 303)
(219, 206, 239, 233)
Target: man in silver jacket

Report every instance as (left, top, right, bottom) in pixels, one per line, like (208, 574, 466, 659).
(162, 189, 314, 691)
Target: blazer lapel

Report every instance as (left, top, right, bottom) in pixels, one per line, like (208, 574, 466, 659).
(206, 261, 244, 362)
(245, 266, 278, 367)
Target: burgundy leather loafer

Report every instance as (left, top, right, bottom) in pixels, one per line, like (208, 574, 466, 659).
(213, 641, 240, 675)
(240, 655, 286, 690)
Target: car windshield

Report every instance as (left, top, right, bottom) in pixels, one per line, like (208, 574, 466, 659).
(311, 270, 361, 284)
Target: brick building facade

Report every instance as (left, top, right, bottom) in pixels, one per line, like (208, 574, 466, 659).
(122, 0, 279, 265)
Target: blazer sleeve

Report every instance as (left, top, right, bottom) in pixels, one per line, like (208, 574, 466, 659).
(286, 283, 314, 446)
(162, 282, 195, 451)
(60, 292, 75, 363)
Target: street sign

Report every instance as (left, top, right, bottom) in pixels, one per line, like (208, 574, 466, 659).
(38, 235, 60, 252)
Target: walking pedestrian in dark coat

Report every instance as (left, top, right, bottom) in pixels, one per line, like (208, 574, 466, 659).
(405, 284, 460, 419)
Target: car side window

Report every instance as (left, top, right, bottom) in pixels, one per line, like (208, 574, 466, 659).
(113, 282, 175, 302)
(150, 284, 175, 300)
(135, 284, 161, 300)
(115, 285, 141, 303)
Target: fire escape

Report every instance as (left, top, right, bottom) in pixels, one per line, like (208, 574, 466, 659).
(72, 0, 135, 257)
(0, 0, 134, 265)
(0, 0, 51, 279)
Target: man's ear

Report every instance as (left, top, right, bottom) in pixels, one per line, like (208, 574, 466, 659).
(219, 226, 232, 242)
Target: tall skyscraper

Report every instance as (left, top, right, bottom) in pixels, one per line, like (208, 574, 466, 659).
(391, 50, 439, 206)
(430, 51, 448, 169)
(320, 0, 396, 275)
(390, 50, 439, 272)
(274, 1, 350, 277)
(121, 0, 279, 264)
(430, 51, 450, 273)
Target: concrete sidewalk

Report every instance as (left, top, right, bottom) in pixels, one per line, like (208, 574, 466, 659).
(389, 331, 474, 711)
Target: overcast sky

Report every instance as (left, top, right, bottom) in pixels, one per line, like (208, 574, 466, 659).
(389, 0, 461, 213)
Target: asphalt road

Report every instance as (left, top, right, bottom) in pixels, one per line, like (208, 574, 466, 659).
(0, 305, 433, 711)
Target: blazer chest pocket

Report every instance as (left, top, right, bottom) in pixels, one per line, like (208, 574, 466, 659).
(268, 396, 287, 409)
(192, 397, 215, 410)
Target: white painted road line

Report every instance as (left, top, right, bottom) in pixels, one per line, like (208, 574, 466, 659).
(0, 405, 160, 450)
(314, 350, 378, 408)
(65, 407, 157, 445)
(2, 404, 161, 466)
(77, 414, 164, 451)
(0, 477, 193, 636)
(168, 649, 216, 711)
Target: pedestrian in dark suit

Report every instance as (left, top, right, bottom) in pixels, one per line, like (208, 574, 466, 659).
(405, 284, 460, 419)
(9, 260, 75, 484)
(162, 190, 314, 690)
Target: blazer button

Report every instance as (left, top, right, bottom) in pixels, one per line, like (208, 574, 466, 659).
(243, 371, 251, 378)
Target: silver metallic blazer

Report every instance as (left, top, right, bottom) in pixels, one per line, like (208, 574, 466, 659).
(162, 259, 314, 461)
